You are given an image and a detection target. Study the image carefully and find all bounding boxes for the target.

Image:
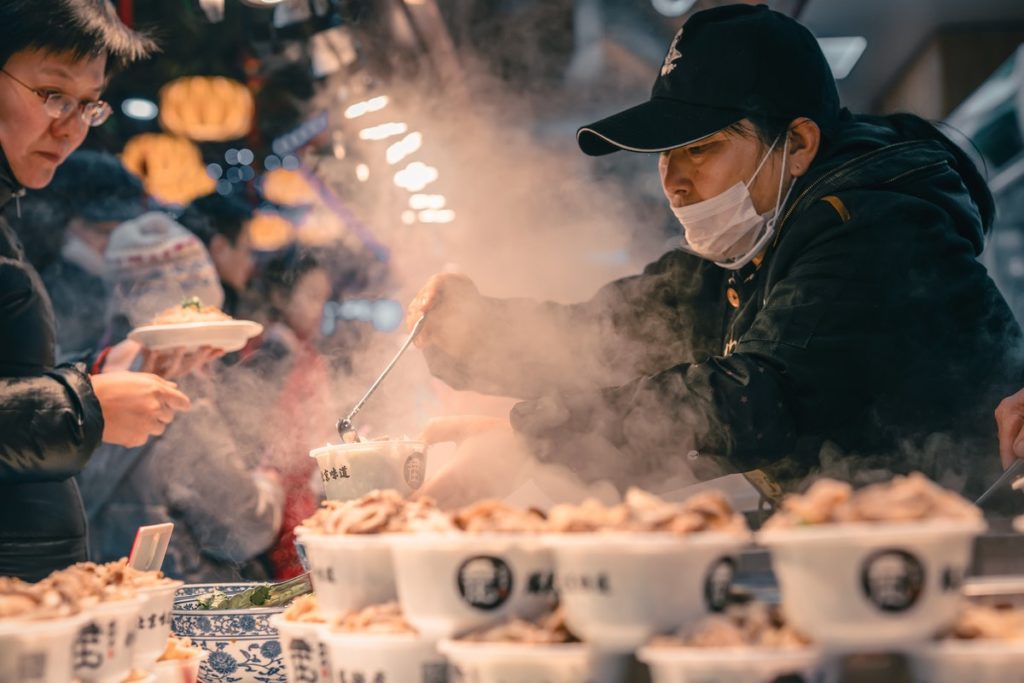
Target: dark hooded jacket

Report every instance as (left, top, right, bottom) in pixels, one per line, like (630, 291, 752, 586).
(0, 152, 104, 580)
(422, 113, 1024, 502)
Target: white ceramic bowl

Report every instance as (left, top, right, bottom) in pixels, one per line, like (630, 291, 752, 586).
(132, 581, 184, 669)
(440, 639, 590, 683)
(150, 648, 207, 683)
(324, 630, 447, 683)
(0, 613, 84, 683)
(388, 532, 557, 639)
(759, 519, 985, 651)
(297, 532, 397, 617)
(543, 532, 750, 651)
(638, 645, 822, 683)
(74, 597, 146, 683)
(268, 615, 333, 683)
(911, 639, 1024, 683)
(310, 440, 428, 500)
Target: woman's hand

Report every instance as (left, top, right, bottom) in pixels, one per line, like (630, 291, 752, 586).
(102, 338, 223, 379)
(91, 371, 191, 447)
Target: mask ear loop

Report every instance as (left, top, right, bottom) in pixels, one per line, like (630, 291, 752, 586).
(743, 134, 781, 190)
(766, 134, 792, 229)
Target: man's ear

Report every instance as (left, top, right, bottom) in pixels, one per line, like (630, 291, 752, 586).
(787, 117, 821, 178)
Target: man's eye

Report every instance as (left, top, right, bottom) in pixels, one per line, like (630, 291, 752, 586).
(687, 144, 709, 155)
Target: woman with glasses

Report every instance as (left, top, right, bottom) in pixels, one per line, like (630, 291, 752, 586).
(0, 0, 192, 581)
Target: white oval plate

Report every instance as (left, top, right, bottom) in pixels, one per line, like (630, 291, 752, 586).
(128, 320, 263, 352)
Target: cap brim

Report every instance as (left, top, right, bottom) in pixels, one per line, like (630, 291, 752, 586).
(577, 98, 745, 156)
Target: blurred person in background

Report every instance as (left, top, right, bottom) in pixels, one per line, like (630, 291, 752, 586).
(408, 4, 1023, 508)
(0, 0, 195, 581)
(3, 187, 70, 273)
(227, 247, 335, 579)
(39, 149, 146, 357)
(77, 212, 283, 582)
(178, 192, 255, 318)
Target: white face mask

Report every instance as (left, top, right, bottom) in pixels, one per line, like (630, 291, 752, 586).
(671, 135, 793, 270)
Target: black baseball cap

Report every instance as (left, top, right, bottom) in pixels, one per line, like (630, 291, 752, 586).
(577, 4, 840, 156)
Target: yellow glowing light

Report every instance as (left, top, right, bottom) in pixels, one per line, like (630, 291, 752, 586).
(356, 163, 370, 182)
(401, 210, 417, 225)
(344, 95, 390, 120)
(418, 209, 456, 224)
(409, 194, 446, 210)
(393, 161, 438, 192)
(358, 122, 408, 141)
(386, 132, 423, 165)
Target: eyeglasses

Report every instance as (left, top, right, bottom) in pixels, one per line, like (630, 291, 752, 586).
(1, 69, 111, 127)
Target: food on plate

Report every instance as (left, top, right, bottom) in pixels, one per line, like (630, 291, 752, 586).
(0, 576, 80, 620)
(762, 473, 981, 529)
(149, 296, 232, 325)
(196, 572, 312, 610)
(648, 602, 809, 649)
(943, 604, 1024, 641)
(300, 489, 455, 535)
(332, 602, 417, 635)
(545, 488, 748, 535)
(452, 499, 548, 533)
(458, 609, 578, 644)
(158, 635, 204, 661)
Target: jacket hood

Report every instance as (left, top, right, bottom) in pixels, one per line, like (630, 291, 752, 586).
(789, 110, 995, 255)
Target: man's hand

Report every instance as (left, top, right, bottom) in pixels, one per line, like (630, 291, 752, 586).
(417, 427, 530, 508)
(103, 339, 223, 379)
(91, 371, 192, 447)
(996, 387, 1024, 470)
(405, 272, 480, 350)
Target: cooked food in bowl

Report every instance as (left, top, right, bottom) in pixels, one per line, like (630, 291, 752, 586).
(300, 489, 454, 534)
(944, 604, 1024, 641)
(331, 601, 417, 635)
(149, 296, 231, 325)
(762, 473, 981, 528)
(158, 635, 204, 661)
(647, 602, 809, 649)
(453, 499, 548, 533)
(546, 488, 749, 535)
(541, 488, 751, 651)
(639, 603, 820, 683)
(459, 609, 578, 644)
(911, 605, 1024, 683)
(758, 473, 985, 650)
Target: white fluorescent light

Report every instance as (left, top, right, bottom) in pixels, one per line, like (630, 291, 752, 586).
(359, 122, 408, 141)
(121, 98, 158, 121)
(817, 36, 867, 80)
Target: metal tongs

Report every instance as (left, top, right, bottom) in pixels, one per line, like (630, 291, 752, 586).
(975, 458, 1024, 506)
(337, 315, 427, 440)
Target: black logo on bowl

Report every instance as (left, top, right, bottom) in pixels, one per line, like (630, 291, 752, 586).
(861, 549, 925, 613)
(457, 555, 513, 610)
(704, 557, 736, 613)
(942, 565, 964, 592)
(404, 452, 426, 490)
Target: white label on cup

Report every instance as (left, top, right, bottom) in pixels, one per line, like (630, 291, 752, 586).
(860, 549, 925, 613)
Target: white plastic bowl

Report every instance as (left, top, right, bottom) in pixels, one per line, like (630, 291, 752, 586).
(150, 649, 207, 683)
(389, 532, 557, 639)
(132, 580, 184, 669)
(543, 532, 750, 651)
(73, 597, 146, 683)
(310, 440, 428, 500)
(324, 630, 447, 683)
(638, 645, 822, 683)
(759, 519, 985, 651)
(0, 613, 84, 683)
(911, 639, 1024, 683)
(297, 532, 397, 617)
(440, 639, 590, 683)
(268, 615, 333, 683)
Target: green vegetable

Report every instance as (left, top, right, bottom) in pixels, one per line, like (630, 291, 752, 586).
(195, 573, 312, 610)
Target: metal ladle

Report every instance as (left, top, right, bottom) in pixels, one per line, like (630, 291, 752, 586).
(337, 315, 427, 440)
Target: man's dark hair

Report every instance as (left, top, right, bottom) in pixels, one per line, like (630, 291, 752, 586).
(178, 193, 254, 247)
(0, 0, 156, 71)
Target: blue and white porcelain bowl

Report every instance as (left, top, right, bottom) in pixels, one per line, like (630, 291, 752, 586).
(171, 583, 287, 683)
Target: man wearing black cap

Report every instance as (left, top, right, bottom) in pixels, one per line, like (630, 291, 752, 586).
(407, 4, 1024, 504)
